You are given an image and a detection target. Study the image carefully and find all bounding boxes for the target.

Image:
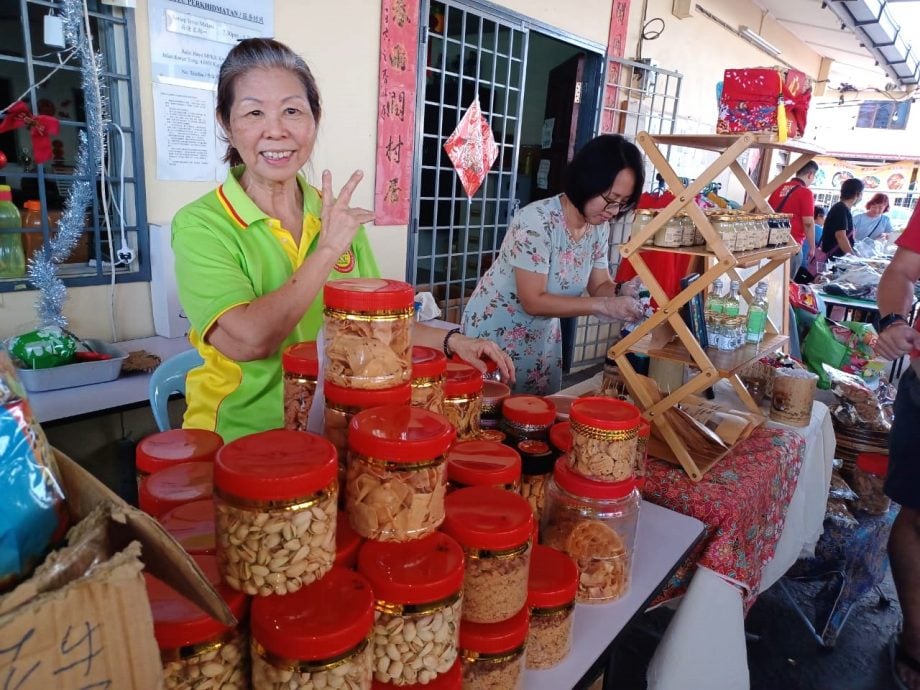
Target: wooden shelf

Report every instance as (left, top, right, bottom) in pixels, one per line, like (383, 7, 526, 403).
(621, 242, 798, 268)
(627, 332, 789, 378)
(646, 133, 824, 156)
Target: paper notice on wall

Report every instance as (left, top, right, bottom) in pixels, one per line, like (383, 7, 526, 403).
(153, 83, 216, 181)
(541, 118, 555, 149)
(537, 159, 551, 190)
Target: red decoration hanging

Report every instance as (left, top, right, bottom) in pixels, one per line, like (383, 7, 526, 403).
(0, 101, 61, 164)
(443, 98, 498, 198)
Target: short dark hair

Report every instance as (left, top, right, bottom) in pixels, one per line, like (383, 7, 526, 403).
(841, 178, 864, 200)
(216, 38, 322, 166)
(797, 161, 819, 178)
(563, 134, 644, 216)
(814, 205, 826, 219)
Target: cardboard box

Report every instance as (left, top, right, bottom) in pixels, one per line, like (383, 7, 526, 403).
(717, 67, 812, 138)
(0, 450, 233, 690)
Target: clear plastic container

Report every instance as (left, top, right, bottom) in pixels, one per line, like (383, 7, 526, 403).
(282, 341, 318, 431)
(358, 533, 464, 686)
(526, 545, 578, 670)
(135, 428, 222, 489)
(542, 462, 640, 603)
(500, 395, 556, 446)
(517, 440, 555, 524)
(346, 406, 455, 541)
(850, 453, 891, 515)
(458, 608, 528, 690)
(447, 439, 521, 492)
(0, 185, 25, 279)
(251, 567, 375, 689)
(335, 510, 363, 569)
(443, 361, 484, 440)
(323, 278, 415, 389)
(138, 460, 213, 517)
(158, 499, 215, 556)
(652, 215, 684, 248)
(214, 429, 338, 596)
(568, 397, 641, 481)
(631, 208, 657, 246)
(442, 487, 534, 624)
(411, 345, 447, 414)
(480, 379, 511, 430)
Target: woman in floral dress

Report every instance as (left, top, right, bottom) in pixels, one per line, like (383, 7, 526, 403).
(462, 134, 645, 394)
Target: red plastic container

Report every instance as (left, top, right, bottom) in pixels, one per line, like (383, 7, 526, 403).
(158, 499, 216, 556)
(447, 439, 522, 491)
(135, 428, 222, 484)
(526, 545, 578, 669)
(138, 461, 213, 517)
(459, 607, 529, 689)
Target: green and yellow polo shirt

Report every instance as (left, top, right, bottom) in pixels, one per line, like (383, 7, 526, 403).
(172, 166, 380, 442)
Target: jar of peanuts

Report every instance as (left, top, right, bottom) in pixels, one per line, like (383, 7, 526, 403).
(346, 406, 455, 542)
(158, 499, 215, 556)
(635, 418, 651, 490)
(139, 461, 213, 517)
(214, 429, 338, 596)
(549, 422, 572, 456)
(282, 341, 319, 431)
(568, 397, 640, 481)
(146, 554, 250, 690)
(500, 395, 556, 446)
(517, 440, 555, 523)
(358, 533, 465, 686)
(335, 511, 363, 569)
(371, 661, 461, 690)
(135, 428, 222, 489)
(251, 567, 375, 689)
(443, 361, 484, 440)
(480, 380, 511, 430)
(458, 607, 529, 690)
(324, 278, 415, 389)
(542, 461, 640, 603)
(411, 346, 447, 414)
(446, 439, 521, 492)
(525, 545, 578, 669)
(442, 486, 533, 623)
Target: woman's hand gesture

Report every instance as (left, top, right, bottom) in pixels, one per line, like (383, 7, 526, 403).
(318, 169, 375, 257)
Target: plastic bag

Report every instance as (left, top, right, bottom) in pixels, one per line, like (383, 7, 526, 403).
(825, 498, 858, 530)
(789, 283, 820, 314)
(828, 471, 857, 502)
(803, 316, 879, 387)
(825, 364, 892, 431)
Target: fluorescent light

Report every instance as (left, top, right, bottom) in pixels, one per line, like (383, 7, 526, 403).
(739, 25, 782, 57)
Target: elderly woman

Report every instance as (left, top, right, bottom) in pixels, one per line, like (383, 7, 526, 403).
(854, 192, 894, 242)
(461, 134, 645, 395)
(172, 38, 512, 440)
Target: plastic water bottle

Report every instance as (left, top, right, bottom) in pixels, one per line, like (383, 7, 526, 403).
(0, 185, 25, 279)
(705, 278, 725, 328)
(745, 282, 769, 344)
(723, 280, 741, 318)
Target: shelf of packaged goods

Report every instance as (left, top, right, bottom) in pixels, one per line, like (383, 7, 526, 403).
(626, 332, 789, 378)
(621, 242, 798, 268)
(644, 133, 824, 156)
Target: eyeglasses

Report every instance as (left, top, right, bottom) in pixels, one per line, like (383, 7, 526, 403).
(600, 193, 635, 215)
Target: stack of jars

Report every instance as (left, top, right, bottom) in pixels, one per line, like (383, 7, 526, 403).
(411, 345, 447, 414)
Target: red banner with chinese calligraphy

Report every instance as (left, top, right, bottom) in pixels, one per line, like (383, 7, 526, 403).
(600, 0, 631, 134)
(374, 0, 419, 225)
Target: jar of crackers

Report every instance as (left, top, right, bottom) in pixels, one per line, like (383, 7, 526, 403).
(442, 486, 534, 624)
(517, 440, 555, 524)
(458, 607, 528, 690)
(335, 511, 363, 569)
(282, 341, 318, 431)
(159, 499, 215, 556)
(568, 397, 640, 481)
(251, 566, 375, 689)
(480, 379, 511, 430)
(525, 545, 578, 670)
(500, 395, 556, 446)
(139, 461, 213, 517)
(214, 429, 338, 596)
(411, 345, 447, 414)
(346, 406, 455, 542)
(635, 418, 651, 489)
(447, 439, 522, 492)
(324, 278, 415, 390)
(542, 461, 640, 603)
(358, 533, 464, 686)
(443, 361, 484, 440)
(135, 428, 222, 489)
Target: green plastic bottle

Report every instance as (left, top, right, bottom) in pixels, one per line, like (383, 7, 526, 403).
(0, 185, 25, 279)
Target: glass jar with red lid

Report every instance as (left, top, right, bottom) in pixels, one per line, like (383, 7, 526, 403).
(442, 486, 533, 624)
(324, 278, 415, 390)
(568, 397, 640, 481)
(517, 440, 555, 523)
(549, 422, 571, 455)
(446, 439, 521, 492)
(500, 395, 556, 446)
(282, 341, 318, 431)
(478, 429, 506, 443)
(480, 380, 511, 430)
(443, 361, 483, 440)
(411, 345, 447, 414)
(358, 533, 464, 686)
(335, 510, 363, 569)
(214, 429, 338, 596)
(135, 428, 222, 488)
(372, 660, 461, 690)
(146, 554, 249, 689)
(635, 418, 651, 489)
(542, 460, 640, 603)
(850, 452, 891, 515)
(458, 607, 529, 690)
(158, 499, 215, 556)
(346, 406, 455, 541)
(525, 545, 578, 669)
(251, 566, 375, 689)
(449, 352, 501, 382)
(138, 461, 213, 517)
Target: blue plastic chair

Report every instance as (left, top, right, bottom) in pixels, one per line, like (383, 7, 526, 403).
(148, 348, 203, 431)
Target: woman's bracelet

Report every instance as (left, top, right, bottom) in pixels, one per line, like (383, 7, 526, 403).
(443, 328, 462, 358)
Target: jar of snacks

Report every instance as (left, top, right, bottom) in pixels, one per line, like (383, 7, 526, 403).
(158, 499, 215, 556)
(358, 533, 464, 686)
(599, 354, 627, 398)
(549, 422, 572, 456)
(214, 429, 338, 596)
(710, 215, 738, 252)
(135, 428, 222, 489)
(324, 278, 415, 390)
(525, 545, 578, 669)
(480, 380, 511, 430)
(251, 566, 375, 689)
(371, 662, 461, 690)
(517, 440, 555, 522)
(542, 462, 640, 603)
(139, 461, 213, 517)
(850, 453, 891, 515)
(281, 341, 318, 431)
(631, 208, 656, 246)
(146, 554, 250, 690)
(336, 511, 363, 569)
(458, 608, 528, 690)
(447, 439, 522, 492)
(677, 212, 696, 246)
(478, 429, 507, 443)
(568, 397, 640, 481)
(635, 418, 651, 489)
(442, 487, 533, 623)
(500, 395, 556, 446)
(411, 346, 447, 414)
(653, 215, 683, 248)
(347, 406, 455, 541)
(443, 361, 484, 440)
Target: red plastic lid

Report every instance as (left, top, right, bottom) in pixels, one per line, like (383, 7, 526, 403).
(554, 457, 637, 500)
(145, 554, 248, 650)
(349, 406, 456, 462)
(158, 499, 215, 556)
(450, 352, 497, 375)
(139, 461, 214, 517)
(324, 278, 415, 311)
(335, 511, 363, 569)
(569, 397, 641, 431)
(549, 422, 572, 453)
(478, 429, 507, 443)
(251, 566, 374, 661)
(444, 361, 484, 396)
(0, 187, 11, 201)
(24, 199, 41, 211)
(215, 429, 337, 501)
(136, 429, 223, 475)
(481, 379, 511, 403)
(412, 346, 447, 378)
(282, 341, 319, 377)
(447, 440, 521, 487)
(856, 452, 888, 477)
(459, 607, 529, 654)
(372, 660, 461, 689)
(358, 532, 464, 604)
(527, 545, 578, 609)
(638, 418, 651, 438)
(502, 395, 556, 426)
(442, 486, 533, 550)
(324, 380, 413, 407)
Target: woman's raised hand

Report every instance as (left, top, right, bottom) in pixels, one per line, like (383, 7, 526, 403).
(318, 169, 375, 256)
(593, 295, 644, 323)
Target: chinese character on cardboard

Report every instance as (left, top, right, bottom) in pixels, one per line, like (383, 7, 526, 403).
(443, 98, 498, 198)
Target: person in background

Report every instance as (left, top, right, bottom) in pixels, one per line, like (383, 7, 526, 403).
(854, 192, 894, 242)
(768, 161, 818, 272)
(461, 134, 645, 395)
(875, 202, 920, 690)
(819, 178, 865, 260)
(172, 38, 512, 441)
(813, 205, 825, 247)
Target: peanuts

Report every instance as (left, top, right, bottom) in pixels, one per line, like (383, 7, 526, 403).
(568, 424, 637, 481)
(252, 638, 372, 690)
(526, 607, 574, 669)
(162, 632, 248, 690)
(442, 395, 482, 441)
(216, 488, 337, 597)
(461, 543, 531, 624)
